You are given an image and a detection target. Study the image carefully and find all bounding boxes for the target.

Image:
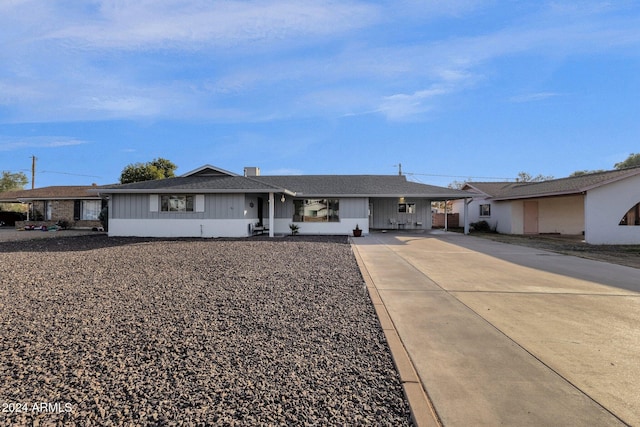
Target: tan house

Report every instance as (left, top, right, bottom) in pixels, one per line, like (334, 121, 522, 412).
(0, 185, 106, 229)
(453, 167, 640, 244)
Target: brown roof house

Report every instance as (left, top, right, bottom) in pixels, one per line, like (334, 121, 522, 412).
(0, 185, 107, 229)
(452, 167, 640, 244)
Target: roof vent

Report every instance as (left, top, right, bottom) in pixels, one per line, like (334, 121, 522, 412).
(244, 167, 260, 177)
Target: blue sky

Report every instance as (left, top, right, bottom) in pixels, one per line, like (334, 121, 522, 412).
(1, 0, 639, 188)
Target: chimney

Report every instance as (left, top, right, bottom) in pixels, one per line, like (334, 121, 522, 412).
(244, 167, 260, 177)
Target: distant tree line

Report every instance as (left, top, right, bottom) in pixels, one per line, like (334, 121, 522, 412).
(448, 153, 640, 188)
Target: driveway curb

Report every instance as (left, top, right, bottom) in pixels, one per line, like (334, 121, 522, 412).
(352, 241, 441, 427)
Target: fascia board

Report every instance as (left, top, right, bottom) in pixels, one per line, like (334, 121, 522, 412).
(490, 189, 583, 201)
(97, 188, 295, 195)
(294, 193, 471, 199)
(16, 196, 101, 202)
(180, 164, 240, 177)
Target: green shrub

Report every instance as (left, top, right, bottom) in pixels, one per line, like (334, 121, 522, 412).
(470, 220, 491, 232)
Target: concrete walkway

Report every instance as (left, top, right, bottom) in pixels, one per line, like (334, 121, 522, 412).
(352, 231, 640, 427)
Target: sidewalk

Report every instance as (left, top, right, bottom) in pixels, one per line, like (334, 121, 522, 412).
(352, 231, 640, 426)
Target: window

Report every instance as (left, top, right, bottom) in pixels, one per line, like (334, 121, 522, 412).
(161, 195, 194, 212)
(398, 203, 415, 213)
(479, 204, 491, 217)
(45, 201, 52, 220)
(81, 200, 102, 220)
(293, 199, 339, 222)
(619, 202, 640, 226)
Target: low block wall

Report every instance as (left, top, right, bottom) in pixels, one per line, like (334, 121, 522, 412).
(16, 220, 103, 230)
(432, 213, 459, 228)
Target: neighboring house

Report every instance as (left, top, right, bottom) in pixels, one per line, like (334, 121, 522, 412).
(452, 167, 640, 244)
(96, 165, 471, 238)
(0, 185, 106, 229)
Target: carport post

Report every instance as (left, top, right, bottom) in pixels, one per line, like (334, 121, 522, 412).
(464, 198, 471, 235)
(444, 199, 448, 231)
(268, 192, 275, 237)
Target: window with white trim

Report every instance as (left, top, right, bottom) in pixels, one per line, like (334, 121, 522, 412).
(161, 195, 194, 212)
(81, 200, 102, 220)
(293, 199, 339, 222)
(398, 203, 415, 213)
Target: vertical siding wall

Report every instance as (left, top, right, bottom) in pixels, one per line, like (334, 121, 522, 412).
(369, 198, 431, 229)
(273, 197, 369, 235)
(273, 197, 368, 220)
(111, 193, 245, 220)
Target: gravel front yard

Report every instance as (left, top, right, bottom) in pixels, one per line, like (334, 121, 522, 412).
(0, 235, 412, 426)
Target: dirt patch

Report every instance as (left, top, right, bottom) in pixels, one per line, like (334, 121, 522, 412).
(470, 232, 640, 269)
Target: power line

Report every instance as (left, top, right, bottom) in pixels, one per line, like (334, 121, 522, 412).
(405, 172, 514, 181)
(41, 170, 102, 178)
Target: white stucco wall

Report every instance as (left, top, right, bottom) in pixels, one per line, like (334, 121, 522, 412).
(508, 201, 523, 234)
(451, 198, 495, 230)
(538, 195, 584, 235)
(109, 217, 370, 238)
(109, 219, 253, 238)
(492, 201, 515, 234)
(585, 175, 640, 244)
(272, 218, 369, 235)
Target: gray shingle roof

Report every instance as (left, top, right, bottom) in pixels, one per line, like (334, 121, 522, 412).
(467, 167, 640, 200)
(99, 176, 288, 193)
(99, 174, 471, 198)
(255, 175, 469, 197)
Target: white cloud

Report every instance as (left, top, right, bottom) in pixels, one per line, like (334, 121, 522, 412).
(377, 86, 449, 120)
(509, 92, 560, 103)
(37, 1, 380, 50)
(1, 1, 640, 123)
(0, 136, 88, 151)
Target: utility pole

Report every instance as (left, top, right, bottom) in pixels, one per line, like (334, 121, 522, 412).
(395, 163, 402, 176)
(31, 155, 37, 189)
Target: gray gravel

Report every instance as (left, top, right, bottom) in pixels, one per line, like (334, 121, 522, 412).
(0, 235, 412, 426)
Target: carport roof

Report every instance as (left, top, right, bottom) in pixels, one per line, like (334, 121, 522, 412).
(255, 175, 470, 198)
(466, 166, 640, 201)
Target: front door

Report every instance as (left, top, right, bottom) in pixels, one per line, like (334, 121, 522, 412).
(257, 197, 264, 225)
(523, 201, 538, 234)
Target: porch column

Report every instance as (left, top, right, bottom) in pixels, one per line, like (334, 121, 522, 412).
(444, 199, 448, 231)
(464, 198, 471, 235)
(268, 192, 274, 237)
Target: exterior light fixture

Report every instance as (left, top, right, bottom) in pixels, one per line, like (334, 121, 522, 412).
(281, 194, 285, 203)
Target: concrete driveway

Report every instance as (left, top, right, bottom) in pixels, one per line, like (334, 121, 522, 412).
(352, 231, 640, 426)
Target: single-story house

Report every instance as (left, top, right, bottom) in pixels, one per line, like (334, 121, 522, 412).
(0, 185, 106, 229)
(452, 166, 640, 244)
(96, 165, 472, 238)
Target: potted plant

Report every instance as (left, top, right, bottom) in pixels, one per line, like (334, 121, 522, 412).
(353, 224, 362, 237)
(289, 223, 300, 236)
